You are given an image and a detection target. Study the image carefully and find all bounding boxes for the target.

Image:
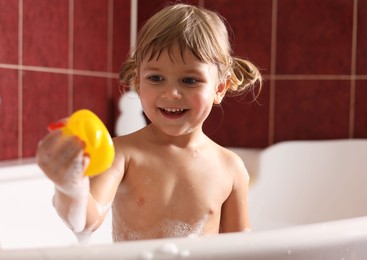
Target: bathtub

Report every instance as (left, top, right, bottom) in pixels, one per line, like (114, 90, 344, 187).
(1, 139, 367, 259)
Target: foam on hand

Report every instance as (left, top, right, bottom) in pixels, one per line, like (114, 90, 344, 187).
(66, 176, 90, 233)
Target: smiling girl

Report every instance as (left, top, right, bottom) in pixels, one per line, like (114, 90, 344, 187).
(37, 3, 262, 242)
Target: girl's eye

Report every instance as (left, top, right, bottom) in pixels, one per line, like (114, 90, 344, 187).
(182, 77, 198, 85)
(148, 75, 164, 82)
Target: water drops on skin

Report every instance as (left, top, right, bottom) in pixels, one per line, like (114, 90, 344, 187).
(144, 178, 152, 185)
(96, 201, 111, 216)
(191, 149, 199, 159)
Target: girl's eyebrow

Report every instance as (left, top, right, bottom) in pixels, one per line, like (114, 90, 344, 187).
(184, 68, 206, 75)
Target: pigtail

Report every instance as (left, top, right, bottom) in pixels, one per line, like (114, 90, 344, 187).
(229, 57, 262, 97)
(119, 57, 138, 92)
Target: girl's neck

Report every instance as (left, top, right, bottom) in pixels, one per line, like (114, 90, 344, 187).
(145, 123, 208, 148)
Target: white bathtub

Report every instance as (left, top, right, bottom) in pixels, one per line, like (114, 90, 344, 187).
(0, 159, 113, 250)
(1, 139, 367, 259)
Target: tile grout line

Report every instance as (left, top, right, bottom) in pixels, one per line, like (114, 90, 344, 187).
(349, 0, 358, 138)
(2, 63, 365, 80)
(18, 0, 23, 159)
(264, 74, 367, 80)
(107, 0, 114, 98)
(68, 0, 74, 114)
(0, 63, 119, 78)
(268, 0, 278, 146)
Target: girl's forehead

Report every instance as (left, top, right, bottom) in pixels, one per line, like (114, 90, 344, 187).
(139, 42, 220, 78)
(143, 43, 204, 65)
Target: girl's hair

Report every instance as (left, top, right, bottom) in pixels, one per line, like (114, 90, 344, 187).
(119, 3, 262, 96)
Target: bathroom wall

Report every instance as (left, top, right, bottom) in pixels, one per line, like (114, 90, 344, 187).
(0, 0, 130, 160)
(0, 0, 366, 161)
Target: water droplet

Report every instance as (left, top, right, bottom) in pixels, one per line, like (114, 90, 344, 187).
(140, 250, 154, 259)
(179, 249, 190, 258)
(156, 242, 179, 255)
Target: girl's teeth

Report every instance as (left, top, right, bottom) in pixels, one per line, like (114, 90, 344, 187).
(164, 108, 184, 112)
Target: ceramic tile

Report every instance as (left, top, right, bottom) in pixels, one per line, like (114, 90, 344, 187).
(23, 0, 69, 68)
(137, 0, 201, 29)
(276, 0, 353, 75)
(0, 69, 19, 160)
(204, 82, 270, 148)
(354, 80, 367, 137)
(2, 0, 367, 163)
(73, 0, 108, 71)
(113, 0, 131, 73)
(0, 0, 18, 64)
(137, 0, 165, 28)
(273, 80, 350, 142)
(356, 0, 367, 75)
(22, 71, 69, 157)
(204, 0, 272, 75)
(73, 75, 111, 132)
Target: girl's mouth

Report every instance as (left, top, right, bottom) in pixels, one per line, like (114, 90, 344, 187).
(159, 107, 188, 119)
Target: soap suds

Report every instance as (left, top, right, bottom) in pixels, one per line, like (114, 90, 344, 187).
(74, 220, 99, 245)
(113, 214, 208, 241)
(73, 197, 111, 245)
(54, 153, 91, 233)
(66, 176, 90, 233)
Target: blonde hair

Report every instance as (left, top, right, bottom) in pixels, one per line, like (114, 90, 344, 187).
(119, 3, 262, 96)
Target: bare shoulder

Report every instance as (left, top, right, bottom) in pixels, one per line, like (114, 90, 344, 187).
(213, 144, 249, 182)
(113, 127, 148, 152)
(215, 144, 247, 169)
(110, 128, 143, 171)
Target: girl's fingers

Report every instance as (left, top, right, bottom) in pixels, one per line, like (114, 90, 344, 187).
(37, 132, 86, 184)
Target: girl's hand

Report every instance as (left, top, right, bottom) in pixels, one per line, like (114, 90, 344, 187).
(36, 130, 90, 197)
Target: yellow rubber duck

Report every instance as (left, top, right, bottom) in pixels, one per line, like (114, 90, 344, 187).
(49, 109, 115, 177)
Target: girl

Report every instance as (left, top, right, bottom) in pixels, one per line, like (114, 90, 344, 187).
(37, 3, 262, 242)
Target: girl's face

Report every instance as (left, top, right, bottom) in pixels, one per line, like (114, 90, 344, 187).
(138, 43, 227, 138)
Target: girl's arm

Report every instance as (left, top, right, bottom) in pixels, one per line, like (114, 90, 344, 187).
(219, 155, 251, 233)
(37, 131, 124, 234)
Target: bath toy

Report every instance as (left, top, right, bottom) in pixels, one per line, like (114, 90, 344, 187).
(49, 109, 115, 177)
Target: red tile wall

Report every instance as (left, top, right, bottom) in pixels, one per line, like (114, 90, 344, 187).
(0, 0, 130, 160)
(0, 0, 366, 161)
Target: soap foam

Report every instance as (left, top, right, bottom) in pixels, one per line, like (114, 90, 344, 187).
(72, 201, 111, 245)
(65, 176, 90, 233)
(74, 220, 99, 245)
(113, 214, 208, 241)
(54, 153, 91, 233)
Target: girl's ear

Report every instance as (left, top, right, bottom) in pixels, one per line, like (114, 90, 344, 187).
(213, 78, 230, 105)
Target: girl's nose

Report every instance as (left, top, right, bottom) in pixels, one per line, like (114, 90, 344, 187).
(161, 84, 182, 100)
